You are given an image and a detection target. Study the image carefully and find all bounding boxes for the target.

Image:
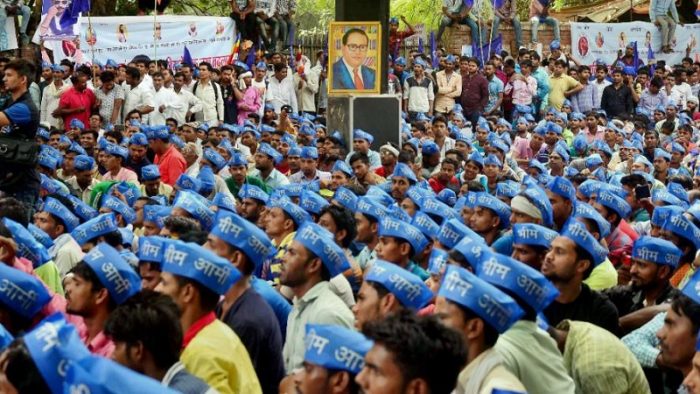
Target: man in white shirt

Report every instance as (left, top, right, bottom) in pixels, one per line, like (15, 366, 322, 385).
(192, 62, 224, 125)
(123, 66, 155, 124)
(593, 64, 611, 109)
(295, 63, 320, 114)
(671, 69, 695, 110)
(40, 64, 67, 130)
(170, 72, 203, 126)
(180, 64, 197, 92)
(266, 62, 298, 114)
(149, 72, 182, 126)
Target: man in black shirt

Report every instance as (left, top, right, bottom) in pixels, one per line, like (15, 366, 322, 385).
(604, 236, 681, 334)
(0, 59, 40, 221)
(541, 220, 620, 335)
(209, 209, 285, 394)
(600, 68, 635, 118)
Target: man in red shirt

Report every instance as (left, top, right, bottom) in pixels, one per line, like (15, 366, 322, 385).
(389, 16, 415, 59)
(429, 157, 460, 193)
(54, 71, 95, 131)
(149, 126, 186, 186)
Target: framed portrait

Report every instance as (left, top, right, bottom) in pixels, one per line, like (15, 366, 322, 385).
(328, 21, 382, 95)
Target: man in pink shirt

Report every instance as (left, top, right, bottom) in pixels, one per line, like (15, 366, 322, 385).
(53, 71, 95, 131)
(149, 126, 186, 186)
(101, 143, 139, 184)
(65, 243, 141, 357)
(582, 112, 605, 144)
(506, 60, 538, 108)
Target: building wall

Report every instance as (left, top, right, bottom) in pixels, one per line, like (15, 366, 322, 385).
(444, 22, 572, 56)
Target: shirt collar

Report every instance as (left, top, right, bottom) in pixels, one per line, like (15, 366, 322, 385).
(294, 281, 329, 306)
(162, 361, 186, 386)
(182, 311, 216, 350)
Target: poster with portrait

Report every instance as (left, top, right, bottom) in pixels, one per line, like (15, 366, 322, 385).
(328, 21, 382, 95)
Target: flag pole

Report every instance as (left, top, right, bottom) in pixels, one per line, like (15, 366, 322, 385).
(87, 11, 96, 81)
(153, 0, 158, 62)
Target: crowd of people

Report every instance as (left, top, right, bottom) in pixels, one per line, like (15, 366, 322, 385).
(0, 4, 698, 391)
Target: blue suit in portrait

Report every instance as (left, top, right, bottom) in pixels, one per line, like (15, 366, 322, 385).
(332, 59, 376, 90)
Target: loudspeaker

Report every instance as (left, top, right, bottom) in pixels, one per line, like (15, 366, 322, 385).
(335, 0, 390, 93)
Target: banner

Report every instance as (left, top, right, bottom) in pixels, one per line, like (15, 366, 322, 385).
(570, 22, 700, 66)
(52, 16, 236, 68)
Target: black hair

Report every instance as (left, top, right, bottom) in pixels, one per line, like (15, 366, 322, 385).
(273, 62, 287, 73)
(174, 275, 220, 311)
(105, 130, 125, 144)
(398, 150, 416, 165)
(3, 339, 51, 394)
(343, 183, 367, 196)
(125, 66, 140, 80)
(81, 129, 99, 140)
(319, 205, 357, 248)
(432, 115, 448, 126)
(166, 117, 178, 126)
(163, 216, 201, 235)
(178, 230, 209, 246)
(574, 244, 596, 279)
(620, 174, 648, 189)
(342, 28, 369, 45)
(452, 300, 499, 347)
(466, 181, 486, 192)
(671, 294, 700, 333)
(70, 261, 118, 310)
(105, 290, 182, 370)
(0, 197, 29, 226)
(198, 62, 213, 72)
(99, 70, 116, 83)
(349, 152, 370, 166)
(362, 311, 467, 394)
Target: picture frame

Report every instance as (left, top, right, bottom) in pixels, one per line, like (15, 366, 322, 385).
(328, 21, 382, 95)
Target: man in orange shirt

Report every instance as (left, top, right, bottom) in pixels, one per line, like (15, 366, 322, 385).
(149, 125, 186, 186)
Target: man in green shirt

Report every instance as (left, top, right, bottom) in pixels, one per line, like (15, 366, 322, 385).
(280, 221, 354, 374)
(226, 151, 271, 197)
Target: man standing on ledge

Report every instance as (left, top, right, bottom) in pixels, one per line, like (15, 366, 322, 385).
(332, 28, 376, 91)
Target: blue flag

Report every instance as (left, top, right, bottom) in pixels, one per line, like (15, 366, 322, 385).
(632, 41, 639, 69)
(182, 46, 193, 67)
(246, 45, 256, 69)
(49, 0, 90, 30)
(430, 31, 439, 69)
(494, 0, 506, 10)
(473, 35, 502, 66)
(418, 37, 424, 55)
(647, 41, 655, 76)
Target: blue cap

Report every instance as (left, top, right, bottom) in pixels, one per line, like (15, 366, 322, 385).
(550, 39, 561, 50)
(197, 166, 216, 195)
(484, 154, 503, 168)
(25, 313, 91, 394)
(439, 265, 524, 333)
(411, 211, 440, 240)
(574, 202, 611, 238)
(238, 183, 269, 204)
(651, 205, 685, 227)
(437, 188, 457, 207)
(303, 324, 373, 375)
(512, 223, 558, 249)
(596, 190, 632, 219)
(546, 176, 575, 202)
(129, 132, 148, 146)
(379, 216, 428, 253)
(64, 354, 180, 394)
(29, 223, 54, 249)
(101, 195, 136, 224)
(632, 236, 682, 267)
(437, 218, 483, 249)
(474, 192, 511, 228)
(0, 262, 51, 318)
(355, 196, 388, 221)
(662, 215, 700, 250)
(652, 189, 688, 209)
(162, 239, 241, 295)
(43, 197, 80, 232)
(83, 243, 141, 305)
(294, 222, 351, 277)
(143, 205, 171, 229)
(477, 251, 560, 312)
(300, 146, 319, 160)
(519, 187, 554, 227)
(421, 140, 440, 156)
(67, 142, 87, 156)
(229, 152, 248, 167)
(391, 162, 417, 184)
(38, 153, 58, 170)
(175, 173, 201, 193)
(146, 125, 170, 140)
(105, 143, 128, 160)
(353, 129, 374, 144)
(333, 187, 358, 210)
(300, 190, 330, 215)
(421, 197, 457, 222)
(141, 164, 161, 181)
(496, 181, 520, 199)
(109, 181, 141, 207)
(66, 194, 98, 222)
(71, 213, 118, 246)
(654, 148, 671, 161)
(70, 118, 85, 130)
(553, 144, 570, 162)
(212, 192, 237, 212)
(428, 248, 449, 276)
(331, 160, 353, 177)
(268, 196, 311, 226)
(365, 260, 432, 309)
(173, 191, 215, 230)
(258, 143, 283, 164)
(74, 155, 95, 172)
(137, 236, 165, 265)
(212, 210, 275, 267)
(667, 182, 689, 205)
(681, 270, 700, 306)
(203, 148, 226, 171)
(560, 220, 609, 266)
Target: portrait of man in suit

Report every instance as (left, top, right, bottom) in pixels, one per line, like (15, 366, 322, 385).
(331, 27, 378, 92)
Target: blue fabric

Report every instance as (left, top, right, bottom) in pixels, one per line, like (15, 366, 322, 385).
(332, 60, 376, 90)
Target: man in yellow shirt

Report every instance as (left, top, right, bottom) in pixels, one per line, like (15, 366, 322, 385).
(156, 239, 262, 394)
(548, 60, 583, 111)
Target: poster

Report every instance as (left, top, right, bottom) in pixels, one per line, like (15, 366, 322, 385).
(33, 0, 89, 61)
(570, 22, 700, 65)
(50, 16, 236, 68)
(328, 21, 382, 95)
